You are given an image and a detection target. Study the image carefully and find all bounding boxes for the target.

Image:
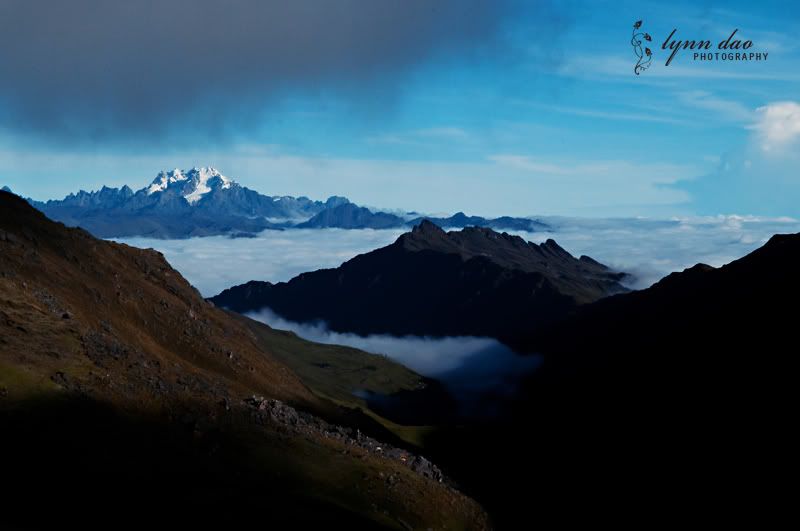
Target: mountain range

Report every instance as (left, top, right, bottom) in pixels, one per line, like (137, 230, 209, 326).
(4, 167, 549, 238)
(17, 167, 348, 238)
(0, 190, 487, 529)
(298, 202, 549, 232)
(211, 220, 628, 346)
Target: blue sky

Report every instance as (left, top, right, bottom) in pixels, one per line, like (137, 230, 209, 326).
(1, 0, 798, 217)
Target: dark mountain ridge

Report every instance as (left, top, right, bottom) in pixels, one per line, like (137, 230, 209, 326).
(211, 220, 627, 345)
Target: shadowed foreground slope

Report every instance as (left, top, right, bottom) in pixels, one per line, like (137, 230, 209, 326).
(0, 191, 488, 530)
(421, 233, 799, 528)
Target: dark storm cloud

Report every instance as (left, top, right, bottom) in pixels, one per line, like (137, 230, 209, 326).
(0, 0, 522, 140)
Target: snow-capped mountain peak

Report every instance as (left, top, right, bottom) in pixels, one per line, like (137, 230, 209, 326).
(147, 168, 188, 195)
(146, 166, 234, 204)
(183, 167, 232, 204)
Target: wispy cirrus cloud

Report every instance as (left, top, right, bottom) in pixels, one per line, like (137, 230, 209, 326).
(678, 90, 754, 122)
(486, 155, 571, 174)
(510, 99, 693, 125)
(365, 126, 472, 146)
(487, 153, 698, 186)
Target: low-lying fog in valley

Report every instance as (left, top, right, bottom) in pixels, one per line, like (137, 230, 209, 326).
(247, 308, 542, 419)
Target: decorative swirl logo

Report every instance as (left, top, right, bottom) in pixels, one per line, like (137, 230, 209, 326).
(631, 20, 653, 75)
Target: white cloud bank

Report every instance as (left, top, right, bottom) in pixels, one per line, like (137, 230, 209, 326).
(117, 215, 800, 297)
(116, 228, 406, 297)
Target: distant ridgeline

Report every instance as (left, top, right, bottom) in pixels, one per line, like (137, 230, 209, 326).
(211, 221, 627, 348)
(3, 168, 548, 239)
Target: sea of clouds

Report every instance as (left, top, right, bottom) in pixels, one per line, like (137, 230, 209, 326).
(117, 228, 406, 297)
(117, 215, 800, 296)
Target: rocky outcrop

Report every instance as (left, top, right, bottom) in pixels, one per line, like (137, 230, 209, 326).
(244, 396, 446, 484)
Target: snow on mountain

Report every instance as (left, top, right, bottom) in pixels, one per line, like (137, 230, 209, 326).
(146, 167, 233, 204)
(147, 168, 188, 195)
(23, 165, 548, 239)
